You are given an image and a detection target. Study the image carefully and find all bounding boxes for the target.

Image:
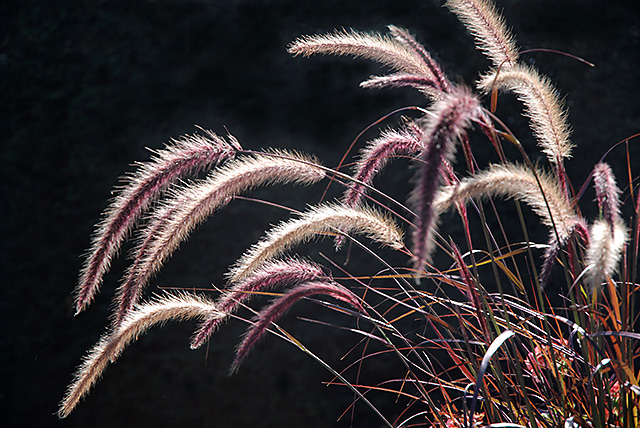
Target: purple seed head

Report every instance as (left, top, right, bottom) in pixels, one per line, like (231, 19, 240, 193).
(593, 162, 621, 228)
(75, 132, 239, 314)
(190, 258, 330, 349)
(230, 281, 363, 373)
(411, 87, 480, 275)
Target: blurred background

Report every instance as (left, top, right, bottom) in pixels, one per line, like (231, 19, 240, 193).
(2, 1, 639, 427)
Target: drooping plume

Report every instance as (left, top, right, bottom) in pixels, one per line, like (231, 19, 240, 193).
(288, 29, 436, 78)
(75, 132, 239, 314)
(434, 163, 579, 241)
(228, 203, 404, 284)
(585, 162, 627, 292)
(230, 281, 364, 373)
(59, 292, 220, 419)
(584, 219, 627, 293)
(478, 64, 573, 167)
(343, 124, 424, 208)
(288, 26, 450, 99)
(411, 87, 481, 275)
(592, 162, 622, 228)
(190, 258, 331, 349)
(113, 151, 326, 326)
(434, 162, 589, 287)
(445, 0, 519, 68)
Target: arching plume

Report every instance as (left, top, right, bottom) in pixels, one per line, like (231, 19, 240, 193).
(435, 163, 580, 242)
(190, 258, 331, 349)
(59, 292, 220, 419)
(75, 132, 239, 314)
(343, 124, 424, 208)
(445, 0, 519, 68)
(288, 29, 436, 78)
(411, 87, 481, 274)
(227, 204, 404, 284)
(230, 281, 364, 373)
(478, 64, 573, 167)
(288, 26, 451, 99)
(113, 151, 326, 325)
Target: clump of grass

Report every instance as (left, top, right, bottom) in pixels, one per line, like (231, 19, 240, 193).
(61, 1, 639, 427)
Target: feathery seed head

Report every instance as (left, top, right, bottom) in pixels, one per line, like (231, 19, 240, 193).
(593, 162, 622, 228)
(435, 162, 591, 288)
(435, 163, 579, 243)
(75, 131, 238, 314)
(228, 203, 404, 283)
(288, 29, 441, 85)
(231, 281, 364, 373)
(445, 0, 519, 67)
(343, 124, 424, 208)
(478, 64, 573, 166)
(411, 86, 481, 273)
(585, 219, 628, 293)
(59, 292, 219, 418)
(112, 151, 326, 324)
(190, 258, 331, 349)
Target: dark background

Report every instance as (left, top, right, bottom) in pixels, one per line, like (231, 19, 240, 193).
(2, 1, 639, 427)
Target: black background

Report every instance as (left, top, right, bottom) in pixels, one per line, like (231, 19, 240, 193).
(2, 1, 639, 427)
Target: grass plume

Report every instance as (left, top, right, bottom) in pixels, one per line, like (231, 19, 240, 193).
(113, 150, 325, 325)
(410, 86, 481, 274)
(59, 292, 220, 418)
(593, 162, 622, 227)
(478, 64, 573, 167)
(190, 258, 331, 349)
(227, 203, 404, 283)
(585, 219, 628, 292)
(343, 123, 423, 209)
(435, 162, 580, 242)
(445, 0, 519, 67)
(75, 132, 239, 314)
(230, 281, 365, 374)
(289, 29, 437, 79)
